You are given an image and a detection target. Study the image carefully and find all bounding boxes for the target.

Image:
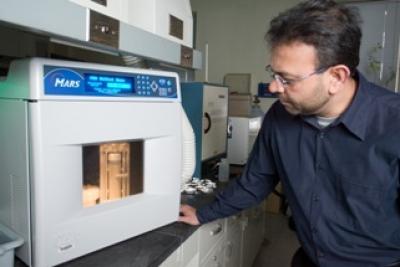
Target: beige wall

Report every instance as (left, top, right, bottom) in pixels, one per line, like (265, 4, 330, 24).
(190, 0, 301, 111)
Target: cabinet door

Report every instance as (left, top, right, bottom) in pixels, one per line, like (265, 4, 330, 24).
(224, 215, 242, 267)
(199, 219, 225, 260)
(240, 206, 265, 267)
(223, 232, 241, 267)
(200, 238, 224, 267)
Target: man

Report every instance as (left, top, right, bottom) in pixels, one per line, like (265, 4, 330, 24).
(179, 0, 400, 266)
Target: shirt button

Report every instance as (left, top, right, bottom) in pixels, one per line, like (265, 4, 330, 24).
(319, 132, 325, 139)
(317, 251, 324, 257)
(312, 227, 318, 234)
(313, 195, 319, 202)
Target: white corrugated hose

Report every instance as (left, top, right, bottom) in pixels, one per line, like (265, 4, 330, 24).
(180, 105, 196, 188)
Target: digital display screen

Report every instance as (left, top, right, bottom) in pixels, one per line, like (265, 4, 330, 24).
(84, 73, 134, 95)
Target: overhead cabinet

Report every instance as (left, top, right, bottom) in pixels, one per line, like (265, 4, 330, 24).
(0, 0, 202, 69)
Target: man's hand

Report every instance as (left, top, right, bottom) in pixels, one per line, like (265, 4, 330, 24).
(178, 204, 200, 225)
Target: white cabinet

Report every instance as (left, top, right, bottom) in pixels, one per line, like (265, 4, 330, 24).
(183, 230, 200, 267)
(239, 205, 265, 267)
(161, 207, 265, 267)
(200, 238, 225, 267)
(0, 0, 202, 69)
(198, 219, 225, 266)
(223, 215, 242, 267)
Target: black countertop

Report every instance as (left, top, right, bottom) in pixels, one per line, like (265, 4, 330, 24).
(14, 193, 216, 267)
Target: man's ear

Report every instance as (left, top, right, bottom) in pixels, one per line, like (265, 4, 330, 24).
(327, 65, 351, 95)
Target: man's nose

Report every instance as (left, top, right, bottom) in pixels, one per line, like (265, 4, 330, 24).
(269, 79, 284, 94)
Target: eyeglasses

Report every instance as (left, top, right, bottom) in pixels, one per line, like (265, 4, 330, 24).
(265, 65, 328, 88)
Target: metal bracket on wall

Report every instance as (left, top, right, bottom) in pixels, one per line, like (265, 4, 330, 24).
(181, 45, 193, 68)
(90, 10, 119, 49)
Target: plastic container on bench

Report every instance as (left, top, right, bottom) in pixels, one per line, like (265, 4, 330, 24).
(0, 223, 24, 267)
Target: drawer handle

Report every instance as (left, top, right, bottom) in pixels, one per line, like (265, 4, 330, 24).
(210, 224, 222, 236)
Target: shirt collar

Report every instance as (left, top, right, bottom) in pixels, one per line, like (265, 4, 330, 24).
(335, 71, 373, 141)
(301, 71, 372, 140)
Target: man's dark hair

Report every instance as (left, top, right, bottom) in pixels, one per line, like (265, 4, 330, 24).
(266, 0, 362, 76)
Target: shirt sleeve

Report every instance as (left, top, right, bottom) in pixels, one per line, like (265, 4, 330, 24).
(197, 106, 280, 224)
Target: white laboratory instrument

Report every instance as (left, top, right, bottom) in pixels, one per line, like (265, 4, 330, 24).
(0, 58, 190, 267)
(227, 116, 263, 165)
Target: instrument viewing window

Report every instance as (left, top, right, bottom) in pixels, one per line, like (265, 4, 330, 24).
(82, 141, 144, 207)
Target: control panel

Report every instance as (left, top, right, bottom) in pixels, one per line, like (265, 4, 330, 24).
(43, 65, 178, 98)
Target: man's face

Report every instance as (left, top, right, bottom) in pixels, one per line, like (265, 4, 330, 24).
(268, 42, 331, 116)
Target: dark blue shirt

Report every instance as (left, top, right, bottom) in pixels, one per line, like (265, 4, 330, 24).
(197, 73, 400, 267)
